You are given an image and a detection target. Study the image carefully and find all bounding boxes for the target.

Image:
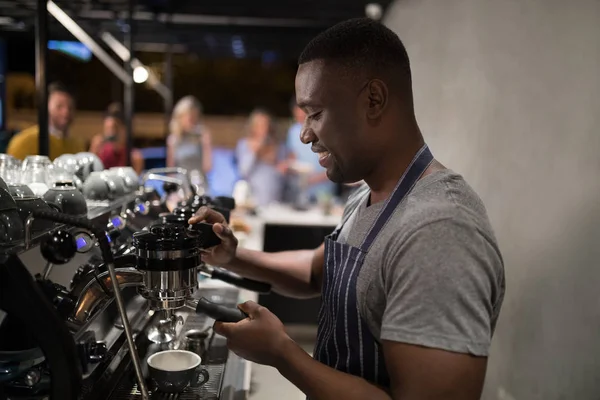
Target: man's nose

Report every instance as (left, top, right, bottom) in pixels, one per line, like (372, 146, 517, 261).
(300, 127, 316, 145)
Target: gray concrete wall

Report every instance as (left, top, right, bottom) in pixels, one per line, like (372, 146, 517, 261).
(384, 1, 600, 399)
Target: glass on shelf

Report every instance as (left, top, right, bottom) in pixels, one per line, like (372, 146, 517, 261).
(22, 155, 54, 196)
(0, 154, 21, 185)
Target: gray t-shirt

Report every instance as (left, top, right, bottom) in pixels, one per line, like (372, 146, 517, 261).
(336, 169, 504, 356)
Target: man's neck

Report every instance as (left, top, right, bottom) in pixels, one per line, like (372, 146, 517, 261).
(363, 135, 426, 205)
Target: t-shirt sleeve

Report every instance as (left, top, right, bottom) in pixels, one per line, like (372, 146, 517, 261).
(380, 218, 499, 356)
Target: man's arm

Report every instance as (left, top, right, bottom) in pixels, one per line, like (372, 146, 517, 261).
(226, 245, 324, 298)
(276, 338, 486, 400)
(216, 303, 486, 400)
(215, 302, 393, 400)
(384, 342, 487, 400)
(191, 207, 324, 298)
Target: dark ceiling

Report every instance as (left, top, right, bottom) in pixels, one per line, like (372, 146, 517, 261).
(0, 0, 393, 60)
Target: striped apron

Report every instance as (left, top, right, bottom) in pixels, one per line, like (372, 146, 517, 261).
(314, 145, 434, 388)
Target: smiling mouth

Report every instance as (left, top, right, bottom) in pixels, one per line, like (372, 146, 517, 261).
(317, 151, 332, 167)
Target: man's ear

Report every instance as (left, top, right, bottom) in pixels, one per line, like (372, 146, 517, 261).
(365, 79, 388, 121)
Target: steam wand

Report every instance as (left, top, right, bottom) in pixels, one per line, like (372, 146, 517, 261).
(26, 210, 150, 400)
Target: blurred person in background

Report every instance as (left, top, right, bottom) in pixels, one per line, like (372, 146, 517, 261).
(235, 108, 287, 207)
(284, 97, 335, 203)
(167, 96, 212, 187)
(7, 82, 85, 160)
(89, 102, 144, 174)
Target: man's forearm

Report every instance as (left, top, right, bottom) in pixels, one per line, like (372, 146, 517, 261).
(224, 248, 319, 298)
(276, 339, 392, 400)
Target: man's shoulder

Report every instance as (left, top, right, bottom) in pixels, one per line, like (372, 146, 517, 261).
(13, 125, 39, 140)
(7, 125, 39, 159)
(379, 170, 496, 252)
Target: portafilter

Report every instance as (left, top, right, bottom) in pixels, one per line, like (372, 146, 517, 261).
(132, 221, 270, 322)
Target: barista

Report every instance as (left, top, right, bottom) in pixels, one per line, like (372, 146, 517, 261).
(191, 18, 505, 400)
(7, 82, 85, 160)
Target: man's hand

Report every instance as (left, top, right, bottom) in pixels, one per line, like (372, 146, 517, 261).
(189, 207, 238, 266)
(213, 301, 292, 367)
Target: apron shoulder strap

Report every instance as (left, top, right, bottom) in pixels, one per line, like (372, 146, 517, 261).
(359, 145, 434, 253)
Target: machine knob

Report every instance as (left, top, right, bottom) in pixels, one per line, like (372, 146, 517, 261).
(77, 331, 108, 373)
(41, 230, 77, 264)
(163, 181, 179, 194)
(134, 201, 149, 215)
(88, 341, 108, 363)
(36, 278, 77, 320)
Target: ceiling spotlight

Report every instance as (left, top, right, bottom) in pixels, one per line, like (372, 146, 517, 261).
(133, 66, 149, 83)
(365, 3, 383, 20)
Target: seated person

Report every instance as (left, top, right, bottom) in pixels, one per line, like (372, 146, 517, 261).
(89, 103, 144, 174)
(7, 82, 86, 160)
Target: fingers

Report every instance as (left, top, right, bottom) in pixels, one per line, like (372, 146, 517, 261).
(212, 303, 261, 338)
(213, 318, 249, 337)
(189, 206, 226, 225)
(212, 223, 234, 240)
(237, 301, 262, 317)
(213, 321, 232, 337)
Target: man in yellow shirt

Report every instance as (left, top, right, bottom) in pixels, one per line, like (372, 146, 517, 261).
(7, 82, 86, 160)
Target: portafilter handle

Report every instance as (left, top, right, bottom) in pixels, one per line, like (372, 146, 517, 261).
(188, 222, 222, 248)
(190, 223, 272, 293)
(189, 297, 248, 323)
(204, 266, 272, 294)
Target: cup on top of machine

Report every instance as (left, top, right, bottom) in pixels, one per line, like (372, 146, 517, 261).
(147, 350, 209, 393)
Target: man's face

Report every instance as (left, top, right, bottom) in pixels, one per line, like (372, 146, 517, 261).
(48, 91, 74, 132)
(295, 60, 375, 183)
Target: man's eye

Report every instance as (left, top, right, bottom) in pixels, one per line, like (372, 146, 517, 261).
(308, 111, 322, 120)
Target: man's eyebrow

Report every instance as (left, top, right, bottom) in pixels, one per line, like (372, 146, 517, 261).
(297, 100, 323, 110)
(296, 100, 308, 109)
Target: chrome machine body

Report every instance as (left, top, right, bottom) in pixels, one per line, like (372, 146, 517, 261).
(0, 165, 265, 400)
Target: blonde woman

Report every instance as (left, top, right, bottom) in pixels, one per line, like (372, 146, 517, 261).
(167, 96, 212, 182)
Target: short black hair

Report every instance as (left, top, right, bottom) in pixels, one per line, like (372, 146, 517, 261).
(48, 81, 73, 97)
(298, 18, 412, 92)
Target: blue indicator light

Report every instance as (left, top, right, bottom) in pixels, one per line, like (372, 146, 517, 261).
(76, 237, 87, 250)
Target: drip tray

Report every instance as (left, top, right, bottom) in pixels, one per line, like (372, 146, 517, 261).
(109, 288, 239, 400)
(110, 363, 226, 400)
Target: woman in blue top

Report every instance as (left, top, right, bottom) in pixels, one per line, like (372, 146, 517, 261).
(235, 109, 286, 207)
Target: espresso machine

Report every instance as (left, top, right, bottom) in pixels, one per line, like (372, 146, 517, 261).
(0, 164, 269, 400)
